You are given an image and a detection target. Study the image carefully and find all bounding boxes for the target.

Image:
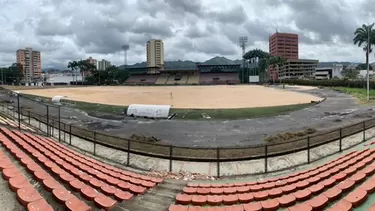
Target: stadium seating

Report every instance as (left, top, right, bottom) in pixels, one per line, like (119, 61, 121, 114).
(155, 74, 170, 85)
(124, 74, 159, 85)
(199, 73, 240, 85)
(166, 74, 189, 85)
(0, 126, 163, 210)
(168, 148, 375, 211)
(187, 74, 200, 84)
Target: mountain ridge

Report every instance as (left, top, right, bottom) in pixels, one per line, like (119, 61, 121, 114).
(42, 56, 375, 71)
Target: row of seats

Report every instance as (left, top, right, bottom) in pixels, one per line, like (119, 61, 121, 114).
(0, 126, 163, 210)
(0, 115, 34, 132)
(0, 148, 53, 210)
(169, 148, 375, 211)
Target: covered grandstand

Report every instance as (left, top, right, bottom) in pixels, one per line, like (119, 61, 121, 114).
(124, 64, 241, 85)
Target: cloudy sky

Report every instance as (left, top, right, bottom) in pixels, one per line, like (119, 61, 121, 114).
(0, 0, 374, 69)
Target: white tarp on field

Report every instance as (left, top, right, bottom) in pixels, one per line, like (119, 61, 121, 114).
(127, 104, 171, 118)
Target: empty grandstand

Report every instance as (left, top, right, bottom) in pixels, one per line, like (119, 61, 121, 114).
(197, 64, 241, 85)
(124, 64, 240, 85)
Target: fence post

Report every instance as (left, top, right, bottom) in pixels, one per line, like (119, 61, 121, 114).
(265, 144, 268, 173)
(127, 140, 130, 166)
(363, 121, 366, 142)
(93, 131, 96, 155)
(339, 128, 342, 152)
(46, 105, 49, 137)
(217, 148, 220, 178)
(307, 136, 311, 164)
(69, 125, 72, 145)
(169, 146, 173, 172)
(58, 106, 61, 142)
(17, 94, 20, 130)
(64, 123, 66, 142)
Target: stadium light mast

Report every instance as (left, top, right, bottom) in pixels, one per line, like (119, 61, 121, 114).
(239, 36, 248, 83)
(122, 45, 129, 71)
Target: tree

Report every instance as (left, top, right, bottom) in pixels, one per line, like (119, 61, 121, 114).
(243, 49, 270, 83)
(268, 56, 286, 83)
(10, 63, 24, 84)
(341, 68, 360, 79)
(353, 23, 375, 74)
(356, 63, 373, 70)
(67, 61, 79, 82)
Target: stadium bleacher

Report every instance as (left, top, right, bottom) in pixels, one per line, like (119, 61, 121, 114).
(155, 74, 170, 85)
(0, 126, 163, 210)
(168, 148, 375, 211)
(187, 74, 200, 84)
(124, 74, 159, 85)
(199, 73, 240, 85)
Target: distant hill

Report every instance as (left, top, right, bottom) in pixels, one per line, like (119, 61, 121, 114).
(121, 56, 242, 70)
(44, 57, 374, 71)
(316, 62, 353, 68)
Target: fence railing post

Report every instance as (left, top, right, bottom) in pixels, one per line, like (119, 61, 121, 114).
(17, 94, 20, 130)
(64, 123, 66, 142)
(307, 136, 311, 164)
(169, 146, 173, 172)
(69, 125, 72, 145)
(58, 106, 61, 142)
(93, 131, 96, 155)
(127, 140, 130, 166)
(339, 128, 342, 152)
(265, 145, 268, 173)
(46, 105, 49, 137)
(217, 148, 220, 178)
(363, 121, 366, 142)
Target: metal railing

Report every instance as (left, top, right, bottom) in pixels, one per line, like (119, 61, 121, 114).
(0, 86, 374, 177)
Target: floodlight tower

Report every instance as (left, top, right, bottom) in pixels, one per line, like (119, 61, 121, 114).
(239, 36, 248, 83)
(122, 45, 129, 70)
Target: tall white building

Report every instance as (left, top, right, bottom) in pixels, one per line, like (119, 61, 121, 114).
(146, 39, 164, 68)
(98, 59, 111, 70)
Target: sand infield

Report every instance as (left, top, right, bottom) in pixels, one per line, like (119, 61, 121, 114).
(15, 85, 323, 109)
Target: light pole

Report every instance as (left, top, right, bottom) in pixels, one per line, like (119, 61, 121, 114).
(239, 36, 248, 83)
(367, 23, 370, 101)
(122, 45, 129, 71)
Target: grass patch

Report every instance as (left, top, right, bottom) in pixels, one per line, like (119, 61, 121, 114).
(332, 87, 375, 104)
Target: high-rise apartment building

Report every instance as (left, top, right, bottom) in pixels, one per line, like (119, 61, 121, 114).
(269, 32, 299, 59)
(16, 48, 41, 82)
(86, 57, 98, 69)
(146, 39, 164, 68)
(98, 59, 111, 70)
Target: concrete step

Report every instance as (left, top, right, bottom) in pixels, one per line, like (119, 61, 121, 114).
(116, 180, 186, 211)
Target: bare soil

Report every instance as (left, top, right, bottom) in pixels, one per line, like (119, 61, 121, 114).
(15, 85, 322, 109)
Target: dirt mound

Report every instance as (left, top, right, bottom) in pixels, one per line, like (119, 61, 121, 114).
(265, 128, 317, 144)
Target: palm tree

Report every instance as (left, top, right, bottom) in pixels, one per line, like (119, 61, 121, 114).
(268, 56, 286, 83)
(353, 23, 375, 72)
(67, 61, 78, 83)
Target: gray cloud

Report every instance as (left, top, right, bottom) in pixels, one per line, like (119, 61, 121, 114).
(0, 0, 373, 69)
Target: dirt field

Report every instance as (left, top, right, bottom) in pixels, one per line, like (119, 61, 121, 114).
(14, 85, 322, 109)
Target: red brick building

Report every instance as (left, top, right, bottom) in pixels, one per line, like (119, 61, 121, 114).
(268, 33, 299, 80)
